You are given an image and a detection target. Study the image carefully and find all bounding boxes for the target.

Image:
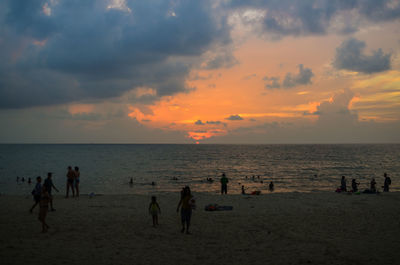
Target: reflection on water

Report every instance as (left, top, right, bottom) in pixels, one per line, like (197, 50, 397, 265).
(0, 144, 399, 195)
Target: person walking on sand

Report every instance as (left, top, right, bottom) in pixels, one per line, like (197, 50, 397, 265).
(66, 166, 75, 198)
(220, 173, 229, 194)
(383, 173, 391, 192)
(74, 166, 80, 197)
(43, 172, 59, 211)
(177, 186, 194, 234)
(30, 176, 42, 213)
(149, 196, 161, 227)
(340, 176, 347, 192)
(38, 185, 50, 233)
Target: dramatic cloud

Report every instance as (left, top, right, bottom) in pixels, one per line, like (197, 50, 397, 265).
(226, 114, 244, 121)
(264, 64, 314, 89)
(0, 0, 231, 109)
(333, 38, 391, 74)
(227, 0, 400, 37)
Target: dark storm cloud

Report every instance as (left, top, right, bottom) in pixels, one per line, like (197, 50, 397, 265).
(264, 64, 314, 89)
(333, 38, 391, 74)
(0, 0, 231, 109)
(227, 0, 400, 36)
(226, 114, 244, 121)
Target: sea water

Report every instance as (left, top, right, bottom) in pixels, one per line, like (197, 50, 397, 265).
(0, 144, 399, 195)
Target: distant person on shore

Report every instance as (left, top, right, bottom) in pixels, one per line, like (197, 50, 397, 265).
(66, 166, 75, 198)
(340, 176, 347, 192)
(129, 178, 133, 185)
(351, 179, 359, 192)
(177, 186, 194, 234)
(148, 196, 161, 227)
(241, 185, 246, 195)
(44, 172, 59, 211)
(220, 173, 229, 194)
(38, 185, 50, 233)
(370, 178, 377, 193)
(22, 177, 25, 182)
(269, 181, 274, 192)
(30, 176, 42, 213)
(383, 173, 391, 192)
(28, 178, 31, 184)
(74, 166, 80, 197)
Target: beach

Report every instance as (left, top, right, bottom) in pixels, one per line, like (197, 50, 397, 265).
(1, 192, 399, 265)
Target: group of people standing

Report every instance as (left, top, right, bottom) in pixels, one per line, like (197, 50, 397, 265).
(340, 173, 392, 193)
(29, 166, 81, 232)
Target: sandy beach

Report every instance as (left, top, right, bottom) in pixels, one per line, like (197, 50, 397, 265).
(1, 192, 399, 265)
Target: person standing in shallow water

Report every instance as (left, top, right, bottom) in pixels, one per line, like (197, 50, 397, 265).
(220, 173, 229, 194)
(340, 176, 347, 192)
(370, 178, 377, 193)
(351, 179, 359, 192)
(383, 173, 391, 192)
(66, 166, 75, 198)
(177, 186, 194, 234)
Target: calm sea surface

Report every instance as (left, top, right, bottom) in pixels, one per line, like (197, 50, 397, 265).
(0, 144, 399, 195)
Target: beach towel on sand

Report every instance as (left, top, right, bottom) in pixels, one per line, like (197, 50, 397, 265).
(205, 204, 233, 211)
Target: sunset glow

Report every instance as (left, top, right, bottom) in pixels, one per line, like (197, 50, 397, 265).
(1, 1, 399, 143)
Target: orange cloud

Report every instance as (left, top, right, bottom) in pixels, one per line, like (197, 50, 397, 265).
(187, 129, 227, 141)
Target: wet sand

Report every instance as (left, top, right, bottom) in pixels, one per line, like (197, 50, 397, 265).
(1, 192, 399, 265)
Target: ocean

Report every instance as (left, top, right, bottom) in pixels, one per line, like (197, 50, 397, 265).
(0, 144, 399, 195)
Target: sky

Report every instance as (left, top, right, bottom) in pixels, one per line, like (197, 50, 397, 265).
(0, 0, 400, 144)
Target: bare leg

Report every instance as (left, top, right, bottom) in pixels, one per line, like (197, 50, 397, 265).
(75, 183, 79, 197)
(66, 183, 69, 198)
(30, 201, 38, 213)
(49, 196, 55, 211)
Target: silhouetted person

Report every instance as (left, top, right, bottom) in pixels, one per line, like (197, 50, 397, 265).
(38, 185, 50, 233)
(74, 166, 80, 197)
(351, 179, 359, 192)
(383, 173, 391, 192)
(28, 177, 31, 184)
(269, 181, 274, 192)
(30, 176, 42, 213)
(370, 178, 377, 193)
(44, 172, 59, 211)
(241, 185, 246, 195)
(220, 173, 229, 194)
(148, 196, 161, 227)
(129, 178, 133, 185)
(66, 166, 75, 198)
(340, 176, 347, 192)
(22, 177, 25, 182)
(177, 186, 194, 234)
